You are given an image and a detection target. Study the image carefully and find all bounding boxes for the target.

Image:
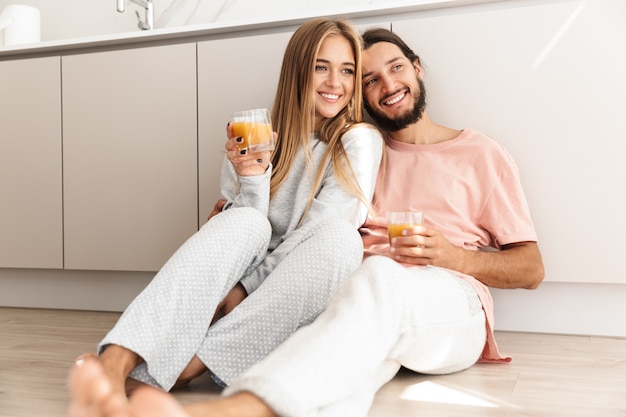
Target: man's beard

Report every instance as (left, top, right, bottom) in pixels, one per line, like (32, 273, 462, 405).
(365, 78, 427, 132)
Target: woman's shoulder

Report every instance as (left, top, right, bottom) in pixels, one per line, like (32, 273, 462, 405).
(340, 122, 384, 159)
(341, 122, 383, 143)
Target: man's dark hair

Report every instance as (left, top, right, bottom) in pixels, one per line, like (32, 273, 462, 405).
(361, 28, 421, 66)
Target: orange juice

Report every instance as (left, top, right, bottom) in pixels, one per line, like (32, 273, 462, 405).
(232, 121, 273, 151)
(386, 211, 423, 242)
(387, 223, 418, 239)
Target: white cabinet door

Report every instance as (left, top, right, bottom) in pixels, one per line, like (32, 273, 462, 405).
(197, 28, 293, 224)
(0, 56, 63, 269)
(62, 43, 198, 271)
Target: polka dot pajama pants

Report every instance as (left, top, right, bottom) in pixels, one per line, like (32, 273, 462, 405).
(98, 207, 363, 391)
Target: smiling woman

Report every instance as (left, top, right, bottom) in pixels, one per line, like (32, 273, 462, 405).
(66, 17, 383, 417)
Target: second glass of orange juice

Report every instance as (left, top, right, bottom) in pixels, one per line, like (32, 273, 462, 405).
(231, 108, 274, 153)
(386, 211, 424, 241)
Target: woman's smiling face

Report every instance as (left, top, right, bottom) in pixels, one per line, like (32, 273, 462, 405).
(313, 35, 356, 130)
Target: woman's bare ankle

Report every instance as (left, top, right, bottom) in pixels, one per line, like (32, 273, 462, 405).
(99, 344, 143, 394)
(172, 355, 207, 391)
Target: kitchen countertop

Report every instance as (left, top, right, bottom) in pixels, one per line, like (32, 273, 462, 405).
(0, 0, 501, 57)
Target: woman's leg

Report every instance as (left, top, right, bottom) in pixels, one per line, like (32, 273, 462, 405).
(96, 207, 271, 392)
(196, 218, 364, 386)
(223, 256, 486, 417)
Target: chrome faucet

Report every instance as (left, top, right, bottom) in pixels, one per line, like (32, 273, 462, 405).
(117, 0, 153, 30)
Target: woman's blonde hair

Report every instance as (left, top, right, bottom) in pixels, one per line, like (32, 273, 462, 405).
(270, 18, 370, 221)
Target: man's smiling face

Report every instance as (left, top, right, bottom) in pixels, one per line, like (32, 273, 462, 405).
(362, 41, 427, 132)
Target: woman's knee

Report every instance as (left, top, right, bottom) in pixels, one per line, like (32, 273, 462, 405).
(310, 218, 362, 264)
(210, 206, 268, 227)
(204, 207, 271, 243)
(266, 219, 362, 305)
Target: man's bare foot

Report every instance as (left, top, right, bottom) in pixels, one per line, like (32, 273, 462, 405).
(131, 387, 278, 417)
(130, 386, 191, 417)
(67, 354, 131, 417)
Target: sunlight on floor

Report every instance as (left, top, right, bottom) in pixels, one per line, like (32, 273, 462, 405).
(399, 381, 498, 408)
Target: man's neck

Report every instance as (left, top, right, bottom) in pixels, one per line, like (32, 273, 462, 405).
(385, 112, 461, 145)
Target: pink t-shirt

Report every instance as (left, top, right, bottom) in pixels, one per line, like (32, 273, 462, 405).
(360, 128, 538, 362)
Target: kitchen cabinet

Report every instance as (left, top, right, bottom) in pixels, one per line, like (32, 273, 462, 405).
(62, 43, 198, 271)
(0, 56, 63, 269)
(197, 29, 293, 224)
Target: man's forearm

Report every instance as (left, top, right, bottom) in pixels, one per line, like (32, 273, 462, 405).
(460, 242, 544, 289)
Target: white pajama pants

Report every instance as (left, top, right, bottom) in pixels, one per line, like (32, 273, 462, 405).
(224, 255, 487, 417)
(98, 207, 363, 390)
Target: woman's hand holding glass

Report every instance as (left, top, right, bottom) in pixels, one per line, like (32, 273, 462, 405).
(225, 120, 275, 177)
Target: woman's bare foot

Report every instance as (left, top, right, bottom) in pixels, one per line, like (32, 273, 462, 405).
(68, 345, 143, 417)
(67, 354, 131, 417)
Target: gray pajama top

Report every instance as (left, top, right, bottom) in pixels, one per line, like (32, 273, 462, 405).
(220, 123, 383, 294)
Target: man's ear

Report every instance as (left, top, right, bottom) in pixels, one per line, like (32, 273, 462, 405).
(413, 59, 424, 79)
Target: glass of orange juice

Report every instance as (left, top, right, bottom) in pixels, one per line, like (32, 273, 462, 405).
(386, 211, 424, 241)
(230, 108, 274, 153)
